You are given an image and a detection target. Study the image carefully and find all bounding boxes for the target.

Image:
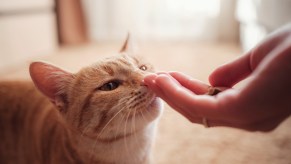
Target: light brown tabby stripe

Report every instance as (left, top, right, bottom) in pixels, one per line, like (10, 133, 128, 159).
(101, 65, 115, 76)
(0, 81, 83, 164)
(78, 89, 113, 131)
(117, 58, 131, 66)
(95, 131, 136, 143)
(79, 91, 95, 128)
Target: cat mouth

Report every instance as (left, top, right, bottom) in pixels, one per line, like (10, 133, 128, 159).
(148, 97, 162, 110)
(127, 96, 162, 120)
(141, 96, 162, 113)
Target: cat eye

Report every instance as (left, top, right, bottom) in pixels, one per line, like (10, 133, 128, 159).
(99, 80, 120, 91)
(139, 65, 147, 71)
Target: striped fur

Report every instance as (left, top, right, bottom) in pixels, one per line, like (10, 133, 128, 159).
(0, 53, 163, 164)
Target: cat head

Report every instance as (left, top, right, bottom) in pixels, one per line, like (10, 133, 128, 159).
(29, 36, 163, 140)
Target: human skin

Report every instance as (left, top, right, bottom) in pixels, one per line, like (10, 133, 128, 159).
(144, 24, 291, 131)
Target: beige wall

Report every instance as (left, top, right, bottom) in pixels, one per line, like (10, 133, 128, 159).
(82, 0, 239, 42)
(0, 0, 57, 73)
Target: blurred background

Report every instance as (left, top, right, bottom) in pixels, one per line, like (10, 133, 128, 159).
(1, 0, 291, 73)
(1, 0, 291, 163)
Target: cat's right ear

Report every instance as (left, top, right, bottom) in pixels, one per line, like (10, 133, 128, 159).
(29, 62, 74, 107)
(119, 33, 138, 54)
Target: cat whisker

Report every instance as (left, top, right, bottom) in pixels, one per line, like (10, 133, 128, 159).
(114, 110, 126, 140)
(89, 101, 129, 161)
(132, 107, 139, 146)
(140, 109, 147, 122)
(113, 111, 127, 160)
(89, 98, 129, 138)
(136, 105, 148, 123)
(130, 107, 135, 135)
(97, 107, 126, 138)
(143, 95, 157, 121)
(123, 109, 132, 156)
(143, 108, 154, 122)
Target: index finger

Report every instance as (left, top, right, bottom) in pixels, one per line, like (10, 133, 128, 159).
(168, 72, 210, 95)
(154, 74, 217, 117)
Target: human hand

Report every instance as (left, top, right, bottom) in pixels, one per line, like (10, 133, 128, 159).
(144, 24, 291, 131)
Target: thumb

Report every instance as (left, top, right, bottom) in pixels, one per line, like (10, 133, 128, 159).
(209, 54, 252, 87)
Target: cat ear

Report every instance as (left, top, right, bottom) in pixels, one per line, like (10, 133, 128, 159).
(119, 33, 138, 54)
(29, 62, 74, 107)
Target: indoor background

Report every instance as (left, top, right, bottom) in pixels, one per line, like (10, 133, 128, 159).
(1, 0, 291, 163)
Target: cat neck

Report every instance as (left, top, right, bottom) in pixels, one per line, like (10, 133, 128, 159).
(76, 122, 158, 164)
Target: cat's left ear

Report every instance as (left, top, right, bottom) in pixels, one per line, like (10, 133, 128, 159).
(119, 33, 138, 54)
(29, 62, 74, 111)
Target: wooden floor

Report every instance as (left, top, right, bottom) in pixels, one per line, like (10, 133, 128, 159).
(1, 42, 291, 164)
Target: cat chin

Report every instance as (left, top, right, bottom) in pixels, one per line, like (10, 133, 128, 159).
(146, 97, 163, 119)
(149, 97, 163, 111)
(129, 97, 162, 127)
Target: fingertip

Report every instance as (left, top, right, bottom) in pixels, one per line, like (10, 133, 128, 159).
(168, 71, 181, 78)
(208, 65, 232, 87)
(144, 75, 168, 99)
(155, 74, 182, 88)
(155, 74, 172, 85)
(208, 70, 219, 86)
(145, 73, 157, 78)
(144, 73, 157, 83)
(168, 71, 180, 75)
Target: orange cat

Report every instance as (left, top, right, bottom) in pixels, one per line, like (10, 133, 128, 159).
(0, 37, 163, 164)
